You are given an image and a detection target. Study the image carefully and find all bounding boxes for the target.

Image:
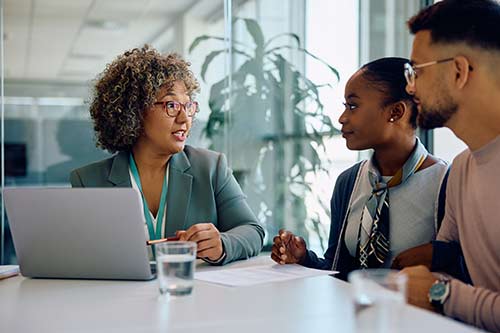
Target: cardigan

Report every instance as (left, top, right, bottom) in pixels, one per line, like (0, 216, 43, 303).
(301, 161, 468, 281)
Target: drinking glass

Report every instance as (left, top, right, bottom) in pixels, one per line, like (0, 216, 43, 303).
(348, 269, 407, 333)
(155, 241, 197, 296)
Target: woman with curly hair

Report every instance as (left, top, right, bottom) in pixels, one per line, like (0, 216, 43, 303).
(70, 45, 264, 265)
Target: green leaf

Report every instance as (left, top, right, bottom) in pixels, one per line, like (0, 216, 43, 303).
(189, 35, 224, 53)
(201, 50, 225, 81)
(266, 45, 340, 81)
(204, 78, 228, 138)
(269, 54, 328, 112)
(302, 75, 320, 98)
(237, 58, 261, 79)
(264, 32, 301, 49)
(243, 18, 265, 50)
(266, 72, 285, 108)
(302, 48, 340, 81)
(291, 180, 313, 193)
(201, 48, 254, 81)
(205, 112, 225, 138)
(310, 148, 321, 171)
(208, 91, 226, 114)
(189, 35, 249, 53)
(309, 216, 326, 252)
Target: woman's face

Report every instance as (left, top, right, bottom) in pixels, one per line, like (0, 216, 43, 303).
(339, 70, 393, 151)
(140, 80, 193, 155)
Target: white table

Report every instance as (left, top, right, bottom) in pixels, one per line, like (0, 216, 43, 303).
(0, 255, 483, 333)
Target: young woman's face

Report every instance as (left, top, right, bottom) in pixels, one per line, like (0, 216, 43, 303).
(339, 70, 393, 151)
(140, 80, 193, 155)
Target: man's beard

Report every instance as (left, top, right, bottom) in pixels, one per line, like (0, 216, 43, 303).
(417, 96, 458, 129)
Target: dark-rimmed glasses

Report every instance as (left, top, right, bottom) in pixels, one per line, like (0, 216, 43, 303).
(404, 57, 455, 88)
(154, 101, 199, 117)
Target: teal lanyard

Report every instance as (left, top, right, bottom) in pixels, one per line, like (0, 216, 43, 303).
(129, 153, 168, 240)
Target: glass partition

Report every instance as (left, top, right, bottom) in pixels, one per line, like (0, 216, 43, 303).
(0, 0, 226, 263)
(1, 0, 433, 263)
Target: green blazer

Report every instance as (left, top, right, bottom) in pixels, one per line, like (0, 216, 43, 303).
(70, 145, 264, 265)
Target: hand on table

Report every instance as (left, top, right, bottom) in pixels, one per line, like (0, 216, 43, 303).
(271, 229, 307, 265)
(392, 243, 433, 270)
(400, 265, 440, 313)
(176, 223, 224, 262)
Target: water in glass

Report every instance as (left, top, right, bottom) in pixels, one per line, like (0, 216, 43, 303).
(157, 253, 195, 296)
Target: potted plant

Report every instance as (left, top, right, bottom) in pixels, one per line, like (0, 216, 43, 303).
(189, 18, 340, 250)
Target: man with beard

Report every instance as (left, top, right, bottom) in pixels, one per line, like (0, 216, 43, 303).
(397, 0, 500, 332)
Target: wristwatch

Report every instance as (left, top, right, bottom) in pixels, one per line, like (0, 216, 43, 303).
(428, 277, 451, 312)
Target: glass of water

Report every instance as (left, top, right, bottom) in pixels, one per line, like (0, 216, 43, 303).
(348, 269, 407, 333)
(155, 241, 197, 296)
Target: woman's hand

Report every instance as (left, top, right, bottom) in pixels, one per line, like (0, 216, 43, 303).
(176, 223, 224, 262)
(271, 229, 307, 265)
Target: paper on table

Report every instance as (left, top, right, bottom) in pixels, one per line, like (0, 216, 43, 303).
(195, 263, 337, 287)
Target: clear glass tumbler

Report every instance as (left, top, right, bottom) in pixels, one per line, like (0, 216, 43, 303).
(155, 241, 197, 296)
(348, 269, 407, 333)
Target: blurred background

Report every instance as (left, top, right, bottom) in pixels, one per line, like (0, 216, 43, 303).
(0, 0, 465, 264)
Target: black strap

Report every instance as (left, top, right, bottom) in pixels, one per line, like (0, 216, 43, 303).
(437, 166, 451, 230)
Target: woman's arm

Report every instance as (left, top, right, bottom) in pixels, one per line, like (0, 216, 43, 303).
(212, 153, 265, 265)
(303, 163, 361, 273)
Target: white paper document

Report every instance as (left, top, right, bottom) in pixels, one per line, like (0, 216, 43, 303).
(0, 265, 19, 280)
(195, 263, 337, 287)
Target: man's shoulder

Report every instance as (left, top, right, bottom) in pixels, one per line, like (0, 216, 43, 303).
(442, 148, 473, 192)
(452, 148, 471, 165)
(449, 148, 471, 175)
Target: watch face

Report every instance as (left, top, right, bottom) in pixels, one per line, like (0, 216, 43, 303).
(429, 283, 446, 300)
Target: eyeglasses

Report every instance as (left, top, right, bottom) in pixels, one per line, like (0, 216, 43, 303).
(154, 100, 199, 117)
(404, 57, 454, 88)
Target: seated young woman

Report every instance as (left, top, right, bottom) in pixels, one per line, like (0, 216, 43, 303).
(271, 57, 448, 280)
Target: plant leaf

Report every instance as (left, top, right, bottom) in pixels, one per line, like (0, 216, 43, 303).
(264, 32, 301, 49)
(266, 45, 340, 81)
(189, 35, 224, 53)
(189, 35, 249, 53)
(242, 18, 265, 49)
(200, 49, 252, 82)
(201, 50, 225, 81)
(208, 79, 227, 112)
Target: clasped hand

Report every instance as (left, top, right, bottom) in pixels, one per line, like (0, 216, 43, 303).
(271, 229, 307, 265)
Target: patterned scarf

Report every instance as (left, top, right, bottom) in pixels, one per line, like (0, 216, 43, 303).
(357, 138, 428, 268)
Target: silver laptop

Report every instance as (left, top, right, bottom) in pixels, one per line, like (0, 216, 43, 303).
(3, 187, 154, 280)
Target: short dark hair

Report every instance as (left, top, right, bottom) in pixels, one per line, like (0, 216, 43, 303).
(360, 57, 418, 129)
(408, 0, 500, 51)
